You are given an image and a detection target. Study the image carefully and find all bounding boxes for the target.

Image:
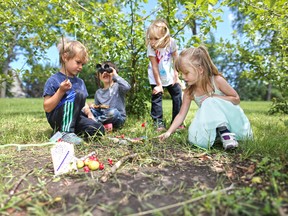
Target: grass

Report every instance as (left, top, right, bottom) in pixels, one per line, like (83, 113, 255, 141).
(0, 98, 288, 215)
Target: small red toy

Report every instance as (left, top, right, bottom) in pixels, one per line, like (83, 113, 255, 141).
(108, 158, 113, 166)
(83, 166, 90, 173)
(99, 163, 105, 170)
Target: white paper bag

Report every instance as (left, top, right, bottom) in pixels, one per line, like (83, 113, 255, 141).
(51, 141, 76, 176)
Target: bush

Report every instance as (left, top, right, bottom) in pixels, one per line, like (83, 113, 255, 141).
(268, 98, 288, 114)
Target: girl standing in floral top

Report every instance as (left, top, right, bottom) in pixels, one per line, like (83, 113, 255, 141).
(146, 19, 183, 131)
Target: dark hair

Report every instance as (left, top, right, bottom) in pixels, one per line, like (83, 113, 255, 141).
(94, 61, 118, 89)
(96, 61, 119, 74)
(102, 61, 119, 73)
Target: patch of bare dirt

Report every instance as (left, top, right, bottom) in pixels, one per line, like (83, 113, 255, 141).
(3, 146, 273, 216)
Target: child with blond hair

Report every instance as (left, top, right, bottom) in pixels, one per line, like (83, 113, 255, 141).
(159, 45, 252, 150)
(146, 19, 184, 131)
(43, 38, 104, 144)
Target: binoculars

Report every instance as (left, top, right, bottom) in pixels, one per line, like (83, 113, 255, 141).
(96, 63, 113, 74)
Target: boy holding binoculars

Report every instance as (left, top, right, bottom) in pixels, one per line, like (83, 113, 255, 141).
(90, 61, 131, 130)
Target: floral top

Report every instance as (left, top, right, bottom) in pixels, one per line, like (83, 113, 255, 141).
(147, 37, 178, 86)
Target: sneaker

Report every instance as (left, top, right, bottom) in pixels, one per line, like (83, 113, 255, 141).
(154, 120, 166, 132)
(220, 132, 239, 150)
(103, 123, 113, 133)
(61, 132, 84, 145)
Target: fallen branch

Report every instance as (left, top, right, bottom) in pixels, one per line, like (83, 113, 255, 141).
(1, 177, 55, 211)
(127, 184, 235, 216)
(273, 201, 287, 216)
(100, 153, 138, 183)
(2, 169, 34, 207)
(78, 151, 97, 161)
(0, 142, 55, 151)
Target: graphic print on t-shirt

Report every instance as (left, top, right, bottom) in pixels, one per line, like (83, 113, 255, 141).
(156, 50, 169, 85)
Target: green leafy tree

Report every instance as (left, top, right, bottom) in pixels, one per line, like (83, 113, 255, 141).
(55, 0, 223, 116)
(63, 0, 151, 116)
(207, 38, 268, 101)
(22, 63, 57, 97)
(156, 0, 223, 47)
(223, 0, 288, 112)
(0, 0, 63, 97)
(3, 0, 224, 117)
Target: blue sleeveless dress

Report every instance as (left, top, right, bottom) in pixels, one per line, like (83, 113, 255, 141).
(188, 76, 253, 149)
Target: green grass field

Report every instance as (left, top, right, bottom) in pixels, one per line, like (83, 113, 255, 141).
(0, 98, 287, 215)
(0, 98, 287, 160)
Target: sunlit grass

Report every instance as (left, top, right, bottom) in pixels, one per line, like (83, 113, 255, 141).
(0, 98, 287, 215)
(0, 98, 50, 144)
(0, 98, 287, 160)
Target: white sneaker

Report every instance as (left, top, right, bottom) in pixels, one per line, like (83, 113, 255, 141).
(220, 132, 239, 150)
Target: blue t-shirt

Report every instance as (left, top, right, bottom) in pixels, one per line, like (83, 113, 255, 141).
(43, 72, 88, 116)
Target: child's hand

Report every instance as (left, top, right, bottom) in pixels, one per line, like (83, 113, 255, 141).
(158, 131, 171, 141)
(59, 79, 72, 92)
(87, 113, 96, 121)
(111, 68, 117, 76)
(173, 76, 180, 85)
(88, 102, 94, 108)
(153, 85, 163, 95)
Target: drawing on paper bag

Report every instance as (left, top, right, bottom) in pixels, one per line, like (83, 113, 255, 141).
(51, 141, 77, 176)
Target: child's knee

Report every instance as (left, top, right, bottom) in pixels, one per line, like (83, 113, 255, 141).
(88, 122, 105, 136)
(107, 108, 120, 117)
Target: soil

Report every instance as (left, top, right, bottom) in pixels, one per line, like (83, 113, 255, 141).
(1, 141, 283, 216)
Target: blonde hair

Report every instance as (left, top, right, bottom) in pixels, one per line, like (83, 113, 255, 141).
(57, 38, 88, 66)
(146, 19, 171, 49)
(175, 45, 223, 97)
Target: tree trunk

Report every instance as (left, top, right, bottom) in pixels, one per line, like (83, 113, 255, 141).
(1, 61, 10, 98)
(1, 41, 16, 98)
(266, 83, 272, 101)
(190, 19, 197, 35)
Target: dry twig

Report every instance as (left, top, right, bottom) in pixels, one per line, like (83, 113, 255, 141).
(127, 184, 235, 216)
(2, 169, 34, 207)
(100, 153, 138, 183)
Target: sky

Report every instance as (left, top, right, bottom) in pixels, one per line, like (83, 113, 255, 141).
(10, 5, 234, 71)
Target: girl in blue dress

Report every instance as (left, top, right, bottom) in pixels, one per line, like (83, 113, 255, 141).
(159, 45, 252, 150)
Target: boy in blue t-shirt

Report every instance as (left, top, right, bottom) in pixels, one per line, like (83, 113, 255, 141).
(43, 39, 104, 144)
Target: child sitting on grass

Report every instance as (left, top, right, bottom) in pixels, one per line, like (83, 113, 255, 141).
(90, 61, 131, 130)
(43, 38, 104, 144)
